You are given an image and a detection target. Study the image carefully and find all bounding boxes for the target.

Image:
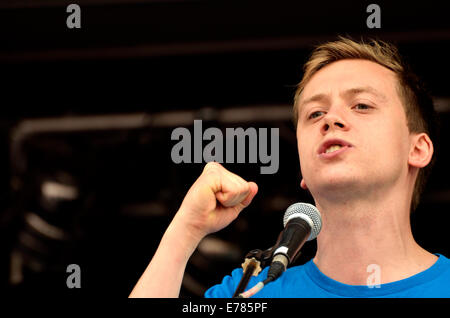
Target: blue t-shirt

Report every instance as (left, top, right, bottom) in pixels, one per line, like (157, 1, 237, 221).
(205, 254, 450, 298)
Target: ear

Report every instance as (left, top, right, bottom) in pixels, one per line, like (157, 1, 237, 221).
(408, 133, 434, 168)
(300, 178, 308, 190)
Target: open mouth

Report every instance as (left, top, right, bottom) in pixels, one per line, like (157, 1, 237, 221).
(324, 144, 344, 154)
(318, 139, 353, 157)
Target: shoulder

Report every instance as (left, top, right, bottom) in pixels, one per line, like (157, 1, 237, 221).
(434, 254, 450, 276)
(411, 253, 450, 297)
(432, 253, 450, 273)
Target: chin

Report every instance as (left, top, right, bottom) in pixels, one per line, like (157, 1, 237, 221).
(310, 174, 362, 193)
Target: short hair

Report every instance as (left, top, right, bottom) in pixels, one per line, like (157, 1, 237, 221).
(293, 36, 440, 212)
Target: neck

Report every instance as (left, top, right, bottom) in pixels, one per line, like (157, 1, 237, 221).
(312, 185, 437, 286)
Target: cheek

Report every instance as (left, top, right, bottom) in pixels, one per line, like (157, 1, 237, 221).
(365, 121, 410, 168)
(389, 119, 410, 153)
(297, 140, 306, 167)
(296, 129, 304, 159)
(297, 135, 312, 174)
(297, 126, 315, 157)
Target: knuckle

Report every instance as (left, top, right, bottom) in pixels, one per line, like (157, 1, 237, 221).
(203, 161, 221, 174)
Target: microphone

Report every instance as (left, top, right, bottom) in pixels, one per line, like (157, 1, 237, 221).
(237, 203, 322, 298)
(266, 202, 322, 283)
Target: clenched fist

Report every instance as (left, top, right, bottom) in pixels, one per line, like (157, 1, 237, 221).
(175, 162, 258, 241)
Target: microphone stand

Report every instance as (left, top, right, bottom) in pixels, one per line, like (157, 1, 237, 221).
(232, 247, 274, 298)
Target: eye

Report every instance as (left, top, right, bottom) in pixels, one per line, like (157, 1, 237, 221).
(308, 111, 325, 119)
(353, 103, 372, 110)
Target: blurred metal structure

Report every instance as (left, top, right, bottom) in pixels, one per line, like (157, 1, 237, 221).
(5, 107, 304, 296)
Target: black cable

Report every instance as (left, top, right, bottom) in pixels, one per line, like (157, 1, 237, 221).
(266, 260, 286, 282)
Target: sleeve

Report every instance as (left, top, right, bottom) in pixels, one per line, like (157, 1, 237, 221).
(204, 268, 244, 298)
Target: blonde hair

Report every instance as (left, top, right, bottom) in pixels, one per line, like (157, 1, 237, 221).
(294, 36, 439, 212)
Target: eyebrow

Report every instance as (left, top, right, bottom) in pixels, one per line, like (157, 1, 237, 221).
(342, 86, 388, 102)
(298, 86, 388, 115)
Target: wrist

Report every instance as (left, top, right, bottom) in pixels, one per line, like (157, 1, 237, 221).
(163, 210, 205, 261)
(171, 206, 208, 244)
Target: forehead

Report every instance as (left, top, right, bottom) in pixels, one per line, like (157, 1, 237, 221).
(299, 59, 399, 105)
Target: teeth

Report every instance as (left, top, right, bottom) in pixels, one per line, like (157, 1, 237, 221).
(325, 144, 343, 154)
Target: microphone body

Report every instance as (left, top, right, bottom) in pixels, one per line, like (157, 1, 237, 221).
(273, 217, 310, 263)
(266, 203, 322, 282)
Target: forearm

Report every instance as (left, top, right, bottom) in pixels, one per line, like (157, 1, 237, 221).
(129, 163, 258, 297)
(129, 211, 203, 298)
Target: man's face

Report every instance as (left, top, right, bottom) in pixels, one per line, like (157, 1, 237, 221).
(296, 59, 412, 200)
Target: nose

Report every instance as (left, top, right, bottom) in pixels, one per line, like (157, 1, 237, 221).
(320, 109, 349, 135)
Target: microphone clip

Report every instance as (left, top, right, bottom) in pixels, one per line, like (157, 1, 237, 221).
(243, 247, 275, 270)
(232, 247, 272, 298)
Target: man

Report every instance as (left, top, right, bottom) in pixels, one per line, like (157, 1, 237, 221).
(129, 37, 450, 298)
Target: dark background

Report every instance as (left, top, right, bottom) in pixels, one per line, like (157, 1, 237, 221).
(0, 0, 449, 298)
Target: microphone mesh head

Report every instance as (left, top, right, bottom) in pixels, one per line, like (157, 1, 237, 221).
(283, 203, 322, 241)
